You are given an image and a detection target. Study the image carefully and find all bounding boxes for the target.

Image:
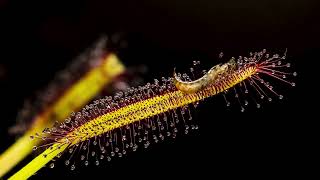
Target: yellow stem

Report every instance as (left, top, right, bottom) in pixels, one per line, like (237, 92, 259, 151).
(0, 53, 125, 178)
(9, 143, 69, 180)
(0, 133, 34, 178)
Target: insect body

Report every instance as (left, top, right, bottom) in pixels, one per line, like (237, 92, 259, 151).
(174, 58, 238, 93)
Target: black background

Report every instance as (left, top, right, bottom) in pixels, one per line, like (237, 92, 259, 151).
(0, 0, 316, 179)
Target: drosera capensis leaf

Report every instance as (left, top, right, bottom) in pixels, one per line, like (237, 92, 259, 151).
(9, 49, 296, 179)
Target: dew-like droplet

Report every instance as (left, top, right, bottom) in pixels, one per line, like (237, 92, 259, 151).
(49, 163, 54, 168)
(202, 70, 207, 75)
(240, 107, 245, 112)
(95, 160, 99, 166)
(193, 102, 199, 108)
(65, 160, 70, 166)
(172, 133, 177, 139)
(262, 49, 267, 53)
(293, 72, 297, 76)
(92, 151, 96, 156)
(107, 156, 111, 161)
(71, 165, 75, 171)
(85, 160, 89, 166)
(159, 134, 164, 141)
(93, 141, 97, 146)
(256, 104, 261, 108)
(115, 147, 119, 152)
(291, 82, 296, 87)
(226, 102, 230, 107)
(132, 146, 137, 152)
(81, 155, 85, 160)
(219, 52, 224, 58)
(33, 146, 37, 151)
(268, 98, 272, 102)
(152, 126, 156, 131)
(279, 95, 283, 100)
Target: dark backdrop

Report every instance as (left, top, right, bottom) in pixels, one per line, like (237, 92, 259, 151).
(0, 0, 316, 179)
